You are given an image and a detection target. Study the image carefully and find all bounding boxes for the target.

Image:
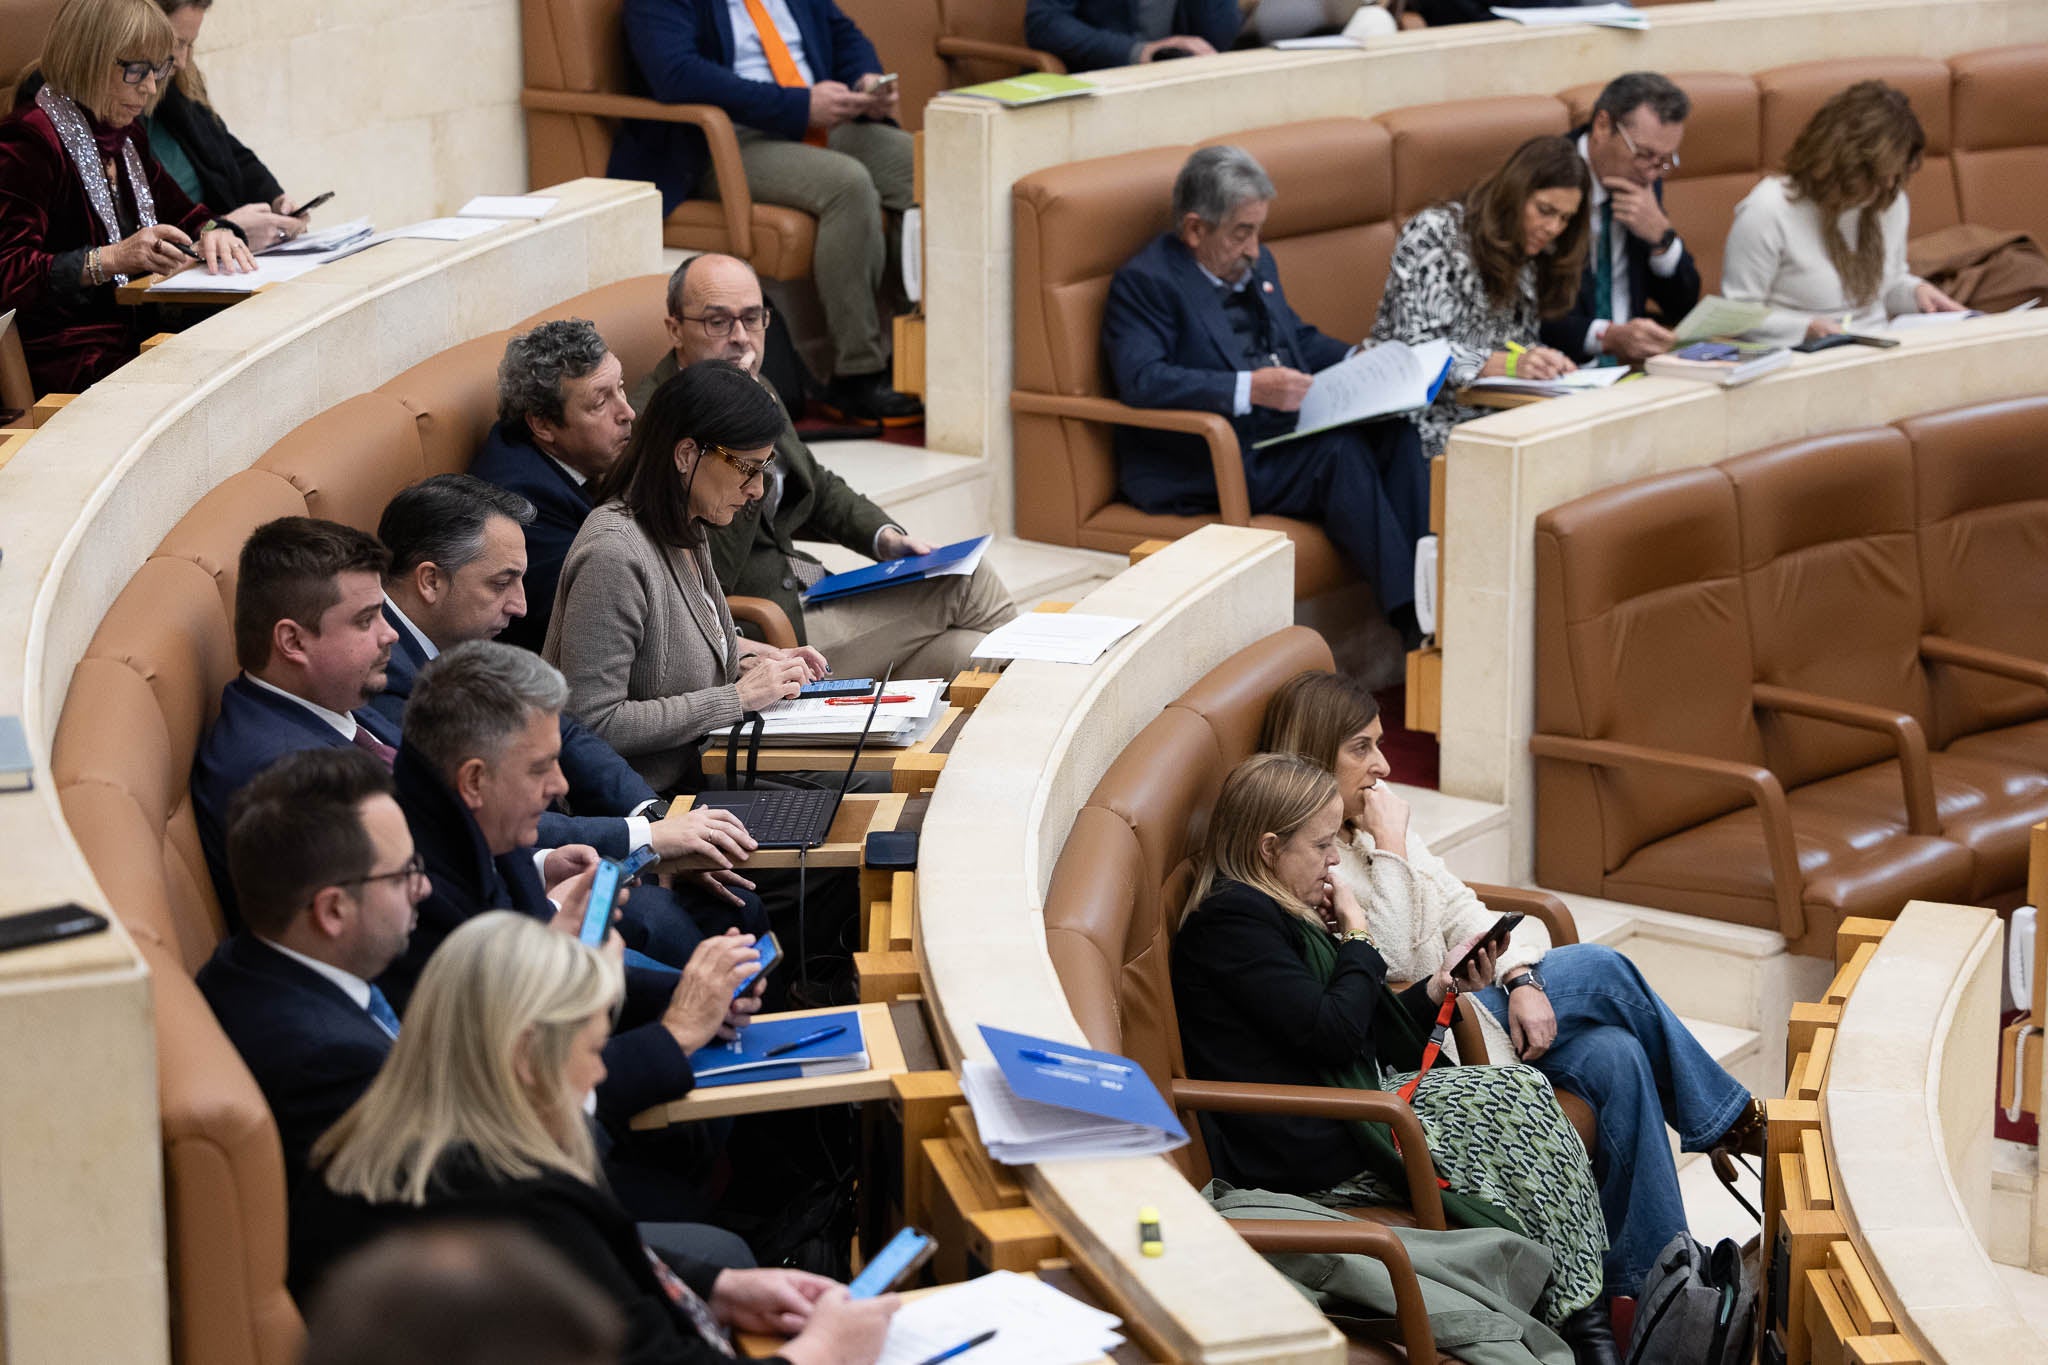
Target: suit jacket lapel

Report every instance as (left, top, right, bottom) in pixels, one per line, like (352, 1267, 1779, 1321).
(1166, 238, 1259, 374)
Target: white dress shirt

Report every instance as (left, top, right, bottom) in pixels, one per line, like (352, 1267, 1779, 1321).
(1577, 135, 1685, 356)
(245, 671, 361, 740)
(260, 935, 375, 1013)
(383, 595, 438, 662)
(726, 0, 813, 85)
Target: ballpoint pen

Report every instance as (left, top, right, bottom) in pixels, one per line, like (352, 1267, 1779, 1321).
(1019, 1047, 1131, 1074)
(764, 1024, 847, 1057)
(914, 1329, 996, 1365)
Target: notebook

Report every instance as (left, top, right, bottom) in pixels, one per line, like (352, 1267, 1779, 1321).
(800, 535, 990, 606)
(688, 1009, 867, 1088)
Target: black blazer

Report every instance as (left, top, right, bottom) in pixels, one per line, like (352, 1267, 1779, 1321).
(388, 741, 696, 1131)
(1538, 132, 1702, 361)
(196, 934, 392, 1193)
(468, 420, 595, 656)
(1170, 879, 1439, 1194)
(146, 83, 284, 224)
(290, 1150, 779, 1364)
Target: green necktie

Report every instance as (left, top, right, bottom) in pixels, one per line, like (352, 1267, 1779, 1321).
(1592, 198, 1616, 367)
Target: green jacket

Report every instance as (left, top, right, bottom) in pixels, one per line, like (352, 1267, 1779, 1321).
(632, 354, 896, 642)
(1206, 1182, 1573, 1365)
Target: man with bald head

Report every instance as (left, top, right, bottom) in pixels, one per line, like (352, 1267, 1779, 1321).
(634, 253, 1016, 681)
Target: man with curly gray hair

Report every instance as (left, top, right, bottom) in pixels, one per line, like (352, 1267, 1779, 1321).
(470, 319, 636, 652)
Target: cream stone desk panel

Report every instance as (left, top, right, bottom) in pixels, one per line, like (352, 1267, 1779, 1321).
(916, 525, 1344, 1363)
(1433, 311, 2048, 882)
(1824, 902, 2048, 1363)
(918, 0, 2048, 524)
(0, 176, 658, 1365)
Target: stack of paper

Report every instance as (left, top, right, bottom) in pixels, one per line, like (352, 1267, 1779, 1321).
(376, 217, 512, 243)
(970, 614, 1141, 666)
(1254, 339, 1453, 449)
(148, 253, 330, 294)
(1465, 365, 1633, 398)
(1491, 3, 1649, 30)
(962, 1025, 1187, 1165)
(261, 217, 374, 257)
(876, 1271, 1124, 1365)
(458, 194, 558, 219)
(1885, 298, 2039, 330)
(750, 677, 946, 747)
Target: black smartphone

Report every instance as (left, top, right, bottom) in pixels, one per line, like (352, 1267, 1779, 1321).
(1449, 912, 1523, 978)
(799, 677, 876, 699)
(847, 1226, 936, 1298)
(0, 903, 110, 954)
(1794, 332, 1900, 353)
(291, 191, 335, 217)
(864, 829, 918, 871)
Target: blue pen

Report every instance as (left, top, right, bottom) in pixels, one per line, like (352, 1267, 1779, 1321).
(764, 1023, 847, 1058)
(1020, 1047, 1130, 1074)
(914, 1329, 996, 1365)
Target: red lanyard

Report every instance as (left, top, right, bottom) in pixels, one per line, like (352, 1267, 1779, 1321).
(1391, 987, 1459, 1188)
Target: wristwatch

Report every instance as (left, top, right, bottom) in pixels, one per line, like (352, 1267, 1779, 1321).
(638, 798, 672, 821)
(1653, 227, 1679, 253)
(1337, 928, 1376, 948)
(1506, 964, 1546, 995)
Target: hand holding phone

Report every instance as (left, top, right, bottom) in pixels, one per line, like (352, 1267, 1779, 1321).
(290, 191, 335, 218)
(1448, 911, 1523, 980)
(846, 1227, 935, 1298)
(733, 930, 781, 998)
(579, 858, 628, 947)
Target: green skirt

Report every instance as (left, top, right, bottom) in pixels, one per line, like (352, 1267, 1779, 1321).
(1309, 1061, 1606, 1325)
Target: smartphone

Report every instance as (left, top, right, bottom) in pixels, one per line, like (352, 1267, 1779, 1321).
(870, 73, 899, 93)
(1794, 332, 1900, 353)
(1449, 912, 1524, 978)
(847, 1226, 935, 1298)
(0, 903, 110, 955)
(733, 930, 781, 998)
(580, 858, 629, 948)
(798, 677, 876, 699)
(290, 191, 335, 217)
(620, 845, 659, 877)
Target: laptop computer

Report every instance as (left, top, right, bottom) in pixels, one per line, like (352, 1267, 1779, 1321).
(694, 664, 893, 849)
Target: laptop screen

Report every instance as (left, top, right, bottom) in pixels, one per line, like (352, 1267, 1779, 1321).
(834, 661, 894, 794)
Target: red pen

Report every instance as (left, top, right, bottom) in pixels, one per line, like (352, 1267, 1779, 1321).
(824, 693, 915, 705)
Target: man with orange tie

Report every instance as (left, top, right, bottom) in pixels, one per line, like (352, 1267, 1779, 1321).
(615, 0, 921, 425)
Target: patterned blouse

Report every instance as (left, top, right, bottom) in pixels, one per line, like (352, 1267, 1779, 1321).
(1370, 202, 1542, 459)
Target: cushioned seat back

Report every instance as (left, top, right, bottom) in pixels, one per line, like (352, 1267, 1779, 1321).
(382, 330, 514, 478)
(1197, 121, 1395, 340)
(837, 0, 944, 133)
(256, 394, 427, 532)
(1012, 144, 1191, 542)
(516, 274, 673, 393)
(937, 0, 1046, 85)
(1758, 58, 1960, 234)
(1534, 468, 1765, 882)
(522, 0, 632, 185)
(1378, 96, 1571, 223)
(1899, 396, 2048, 745)
(1948, 45, 2048, 247)
(154, 469, 312, 623)
(1724, 429, 1928, 787)
(1560, 73, 1764, 295)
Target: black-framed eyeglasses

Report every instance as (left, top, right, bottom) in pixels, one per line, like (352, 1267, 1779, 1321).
(706, 444, 775, 483)
(677, 306, 773, 338)
(345, 853, 428, 892)
(1615, 122, 1680, 175)
(114, 57, 175, 85)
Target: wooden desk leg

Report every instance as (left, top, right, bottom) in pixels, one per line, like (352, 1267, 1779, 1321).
(892, 1072, 963, 1234)
(855, 950, 920, 1003)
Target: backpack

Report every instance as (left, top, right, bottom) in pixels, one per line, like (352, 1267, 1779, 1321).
(1625, 1233, 1755, 1365)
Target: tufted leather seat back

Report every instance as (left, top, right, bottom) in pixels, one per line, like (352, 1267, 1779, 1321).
(382, 331, 515, 478)
(1948, 45, 2048, 247)
(517, 274, 674, 392)
(1756, 57, 1960, 233)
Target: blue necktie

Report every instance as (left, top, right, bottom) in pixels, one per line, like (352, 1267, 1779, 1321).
(365, 985, 401, 1038)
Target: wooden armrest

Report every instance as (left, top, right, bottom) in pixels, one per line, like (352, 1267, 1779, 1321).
(728, 594, 798, 649)
(1464, 883, 1577, 946)
(1170, 1077, 1444, 1229)
(1752, 683, 1937, 835)
(934, 35, 1067, 75)
(519, 89, 755, 258)
(1920, 635, 2048, 693)
(1011, 390, 1248, 524)
(1228, 1218, 1435, 1360)
(1529, 732, 1805, 943)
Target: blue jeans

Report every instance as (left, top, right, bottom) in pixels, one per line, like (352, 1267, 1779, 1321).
(1470, 943, 1750, 1300)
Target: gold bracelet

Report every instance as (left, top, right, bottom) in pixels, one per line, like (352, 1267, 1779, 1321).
(1337, 928, 1376, 947)
(87, 247, 102, 286)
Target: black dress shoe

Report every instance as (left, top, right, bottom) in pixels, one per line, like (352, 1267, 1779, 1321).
(1560, 1301, 1621, 1365)
(822, 370, 923, 426)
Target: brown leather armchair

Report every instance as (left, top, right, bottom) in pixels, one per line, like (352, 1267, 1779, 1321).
(935, 0, 1065, 88)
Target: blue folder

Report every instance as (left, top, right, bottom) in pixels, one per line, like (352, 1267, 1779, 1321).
(977, 1024, 1187, 1141)
(688, 1009, 867, 1088)
(799, 535, 992, 606)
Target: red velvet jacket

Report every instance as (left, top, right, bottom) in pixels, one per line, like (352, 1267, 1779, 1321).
(0, 103, 209, 393)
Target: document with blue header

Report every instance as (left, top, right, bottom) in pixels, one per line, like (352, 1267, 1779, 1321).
(799, 535, 992, 606)
(688, 1009, 867, 1088)
(1252, 338, 1454, 449)
(961, 1025, 1187, 1164)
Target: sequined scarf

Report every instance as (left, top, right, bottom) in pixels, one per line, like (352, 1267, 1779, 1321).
(36, 85, 157, 285)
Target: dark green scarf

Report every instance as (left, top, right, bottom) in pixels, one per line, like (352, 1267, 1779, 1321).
(1296, 919, 1523, 1235)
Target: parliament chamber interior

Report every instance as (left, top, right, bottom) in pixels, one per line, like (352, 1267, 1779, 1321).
(6, 0, 2048, 1362)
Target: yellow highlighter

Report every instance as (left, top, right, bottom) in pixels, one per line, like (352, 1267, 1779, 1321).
(1139, 1206, 1164, 1257)
(1504, 339, 1528, 379)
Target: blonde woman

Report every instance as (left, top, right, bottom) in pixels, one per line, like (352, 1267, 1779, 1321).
(1172, 753, 1613, 1358)
(1721, 80, 1964, 344)
(1261, 670, 1764, 1304)
(294, 912, 896, 1365)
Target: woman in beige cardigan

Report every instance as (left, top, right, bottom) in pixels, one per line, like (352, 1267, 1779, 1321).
(545, 361, 826, 795)
(1261, 669, 1764, 1302)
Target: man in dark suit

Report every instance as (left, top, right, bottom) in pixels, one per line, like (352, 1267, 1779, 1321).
(1538, 72, 1701, 366)
(1102, 145, 1430, 639)
(468, 320, 634, 654)
(190, 517, 403, 921)
(633, 254, 1017, 679)
(374, 474, 766, 962)
(196, 747, 422, 1192)
(1025, 0, 1241, 71)
(613, 0, 919, 422)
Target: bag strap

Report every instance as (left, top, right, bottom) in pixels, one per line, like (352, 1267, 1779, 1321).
(724, 712, 765, 790)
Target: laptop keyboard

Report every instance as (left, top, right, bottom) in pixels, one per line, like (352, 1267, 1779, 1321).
(742, 787, 835, 843)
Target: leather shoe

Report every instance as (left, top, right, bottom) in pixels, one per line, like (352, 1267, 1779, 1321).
(1559, 1301, 1620, 1365)
(822, 370, 923, 426)
(1711, 1096, 1768, 1160)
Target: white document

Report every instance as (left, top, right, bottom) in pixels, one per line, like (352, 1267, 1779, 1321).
(377, 217, 512, 242)
(458, 194, 557, 219)
(1466, 365, 1632, 394)
(261, 217, 373, 256)
(961, 1061, 1184, 1164)
(148, 253, 326, 293)
(1271, 34, 1365, 49)
(1671, 295, 1779, 343)
(876, 1271, 1124, 1365)
(1884, 298, 2039, 330)
(760, 679, 945, 727)
(970, 613, 1141, 666)
(901, 206, 923, 305)
(1255, 338, 1453, 449)
(1491, 3, 1649, 29)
